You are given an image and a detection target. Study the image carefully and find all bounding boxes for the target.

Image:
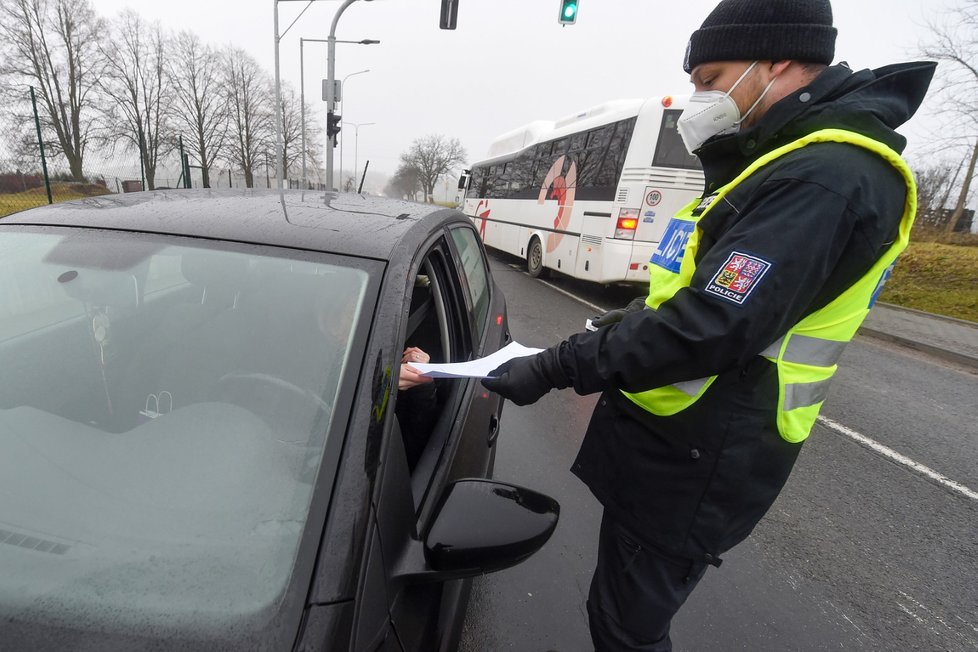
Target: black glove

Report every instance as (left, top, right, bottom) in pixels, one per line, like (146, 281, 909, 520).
(481, 346, 570, 406)
(590, 295, 647, 328)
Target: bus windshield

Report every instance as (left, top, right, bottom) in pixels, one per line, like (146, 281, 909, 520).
(653, 109, 702, 171)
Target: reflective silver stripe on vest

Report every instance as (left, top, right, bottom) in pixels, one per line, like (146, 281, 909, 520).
(672, 377, 710, 397)
(760, 339, 782, 359)
(784, 378, 833, 411)
(760, 334, 848, 367)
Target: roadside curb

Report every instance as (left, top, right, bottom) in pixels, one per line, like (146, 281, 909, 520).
(876, 302, 978, 329)
(857, 325, 978, 372)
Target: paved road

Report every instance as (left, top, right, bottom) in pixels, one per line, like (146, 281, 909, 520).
(459, 252, 978, 651)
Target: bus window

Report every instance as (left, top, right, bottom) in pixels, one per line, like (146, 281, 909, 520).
(497, 163, 512, 198)
(466, 167, 485, 199)
(586, 127, 611, 150)
(595, 118, 636, 187)
(511, 155, 533, 197)
(577, 124, 615, 189)
(653, 109, 702, 170)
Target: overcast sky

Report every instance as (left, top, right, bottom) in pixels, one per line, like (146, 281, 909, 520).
(88, 0, 947, 181)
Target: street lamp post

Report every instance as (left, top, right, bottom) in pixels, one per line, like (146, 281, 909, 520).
(299, 44, 375, 190)
(342, 121, 375, 191)
(326, 1, 353, 190)
(339, 69, 369, 187)
(274, 0, 376, 191)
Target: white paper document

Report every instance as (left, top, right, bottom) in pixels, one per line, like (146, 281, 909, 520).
(411, 341, 543, 379)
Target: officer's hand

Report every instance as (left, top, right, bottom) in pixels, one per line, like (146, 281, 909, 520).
(590, 296, 647, 328)
(481, 347, 569, 406)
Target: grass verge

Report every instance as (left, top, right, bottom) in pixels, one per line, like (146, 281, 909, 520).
(0, 183, 113, 218)
(881, 241, 978, 322)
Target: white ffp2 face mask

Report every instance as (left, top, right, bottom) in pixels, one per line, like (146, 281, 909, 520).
(677, 61, 777, 155)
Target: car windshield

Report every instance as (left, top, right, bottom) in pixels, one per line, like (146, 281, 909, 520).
(0, 227, 369, 645)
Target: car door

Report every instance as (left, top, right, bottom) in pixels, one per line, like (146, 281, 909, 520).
(444, 224, 508, 477)
(371, 230, 490, 651)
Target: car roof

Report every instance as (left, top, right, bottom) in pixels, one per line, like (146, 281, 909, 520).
(0, 189, 462, 260)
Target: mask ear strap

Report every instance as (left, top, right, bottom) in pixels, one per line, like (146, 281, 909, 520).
(726, 60, 759, 97)
(737, 76, 778, 125)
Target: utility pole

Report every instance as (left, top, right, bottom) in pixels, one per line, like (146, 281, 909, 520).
(300, 37, 306, 189)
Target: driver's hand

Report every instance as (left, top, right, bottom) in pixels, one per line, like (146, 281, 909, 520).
(400, 347, 433, 390)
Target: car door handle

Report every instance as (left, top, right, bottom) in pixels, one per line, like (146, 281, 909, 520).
(487, 413, 500, 447)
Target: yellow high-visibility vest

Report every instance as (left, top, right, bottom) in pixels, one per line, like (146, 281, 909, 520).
(622, 129, 917, 443)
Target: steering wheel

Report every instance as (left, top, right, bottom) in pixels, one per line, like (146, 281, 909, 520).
(213, 372, 333, 483)
(212, 372, 332, 426)
(215, 372, 329, 407)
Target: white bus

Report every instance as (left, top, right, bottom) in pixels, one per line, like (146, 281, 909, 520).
(461, 96, 705, 284)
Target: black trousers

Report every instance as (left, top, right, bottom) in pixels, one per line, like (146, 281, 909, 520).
(587, 511, 709, 651)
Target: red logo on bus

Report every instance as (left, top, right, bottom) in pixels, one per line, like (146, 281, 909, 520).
(475, 200, 491, 239)
(537, 156, 577, 253)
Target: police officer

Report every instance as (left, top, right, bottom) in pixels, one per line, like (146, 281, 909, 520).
(482, 1, 936, 649)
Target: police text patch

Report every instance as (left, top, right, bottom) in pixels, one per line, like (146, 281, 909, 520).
(705, 252, 772, 305)
(650, 218, 695, 273)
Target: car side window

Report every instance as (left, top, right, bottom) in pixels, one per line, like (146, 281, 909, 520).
(399, 239, 476, 506)
(448, 227, 491, 346)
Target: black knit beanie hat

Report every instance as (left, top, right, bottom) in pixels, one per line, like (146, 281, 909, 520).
(683, 0, 837, 73)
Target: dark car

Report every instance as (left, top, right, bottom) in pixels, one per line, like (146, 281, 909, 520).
(0, 190, 558, 651)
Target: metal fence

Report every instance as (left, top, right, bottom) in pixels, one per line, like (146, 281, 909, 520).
(916, 207, 976, 233)
(0, 87, 157, 218)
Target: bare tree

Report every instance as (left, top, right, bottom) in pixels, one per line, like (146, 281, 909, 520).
(222, 47, 271, 188)
(913, 161, 961, 228)
(278, 85, 321, 182)
(168, 31, 227, 188)
(399, 134, 466, 203)
(0, 0, 108, 181)
(384, 162, 422, 200)
(100, 11, 171, 190)
(921, 1, 978, 233)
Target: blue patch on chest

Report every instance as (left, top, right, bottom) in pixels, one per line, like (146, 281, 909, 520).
(869, 261, 897, 308)
(650, 219, 695, 274)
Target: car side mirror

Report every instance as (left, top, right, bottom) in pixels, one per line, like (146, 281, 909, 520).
(425, 479, 559, 574)
(389, 479, 559, 586)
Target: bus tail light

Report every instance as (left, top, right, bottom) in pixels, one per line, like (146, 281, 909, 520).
(615, 209, 640, 239)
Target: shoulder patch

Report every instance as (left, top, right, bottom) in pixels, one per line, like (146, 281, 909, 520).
(705, 252, 772, 306)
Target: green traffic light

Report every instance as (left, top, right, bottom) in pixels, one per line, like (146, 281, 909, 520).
(563, 4, 577, 18)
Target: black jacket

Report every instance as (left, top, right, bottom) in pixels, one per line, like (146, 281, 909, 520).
(563, 62, 936, 562)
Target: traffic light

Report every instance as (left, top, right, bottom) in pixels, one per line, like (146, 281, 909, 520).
(558, 0, 578, 25)
(327, 112, 342, 140)
(440, 0, 459, 30)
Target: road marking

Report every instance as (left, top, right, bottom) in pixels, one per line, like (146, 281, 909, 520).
(897, 602, 926, 625)
(895, 591, 977, 647)
(817, 416, 978, 502)
(503, 263, 611, 314)
(535, 278, 608, 314)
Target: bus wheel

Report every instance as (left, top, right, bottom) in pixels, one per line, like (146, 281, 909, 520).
(526, 237, 546, 278)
